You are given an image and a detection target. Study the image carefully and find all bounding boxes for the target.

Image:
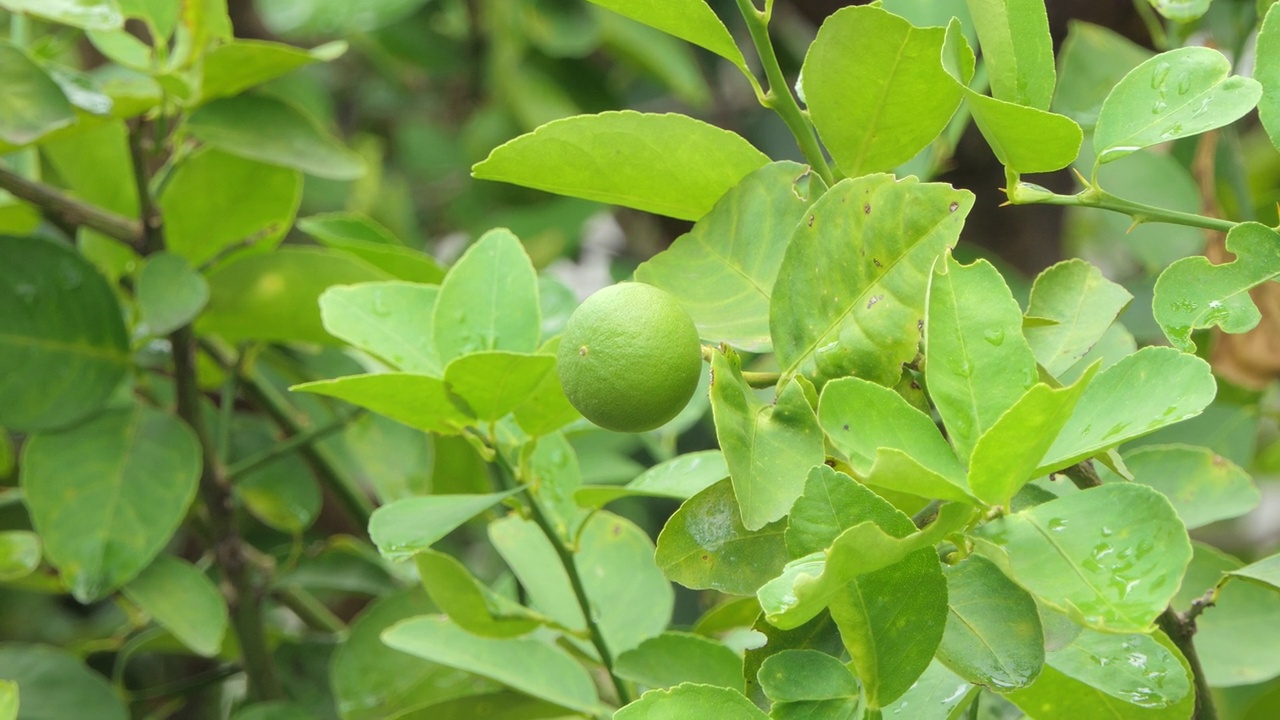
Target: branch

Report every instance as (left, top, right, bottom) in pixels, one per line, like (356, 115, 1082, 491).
(1006, 176, 1236, 234)
(0, 164, 144, 248)
(733, 0, 836, 186)
(225, 410, 365, 481)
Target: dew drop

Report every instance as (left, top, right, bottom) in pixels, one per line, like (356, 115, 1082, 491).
(1048, 518, 1068, 532)
(1176, 70, 1192, 94)
(1152, 99, 1168, 114)
(983, 327, 1005, 346)
(1151, 61, 1172, 89)
(13, 282, 37, 307)
(371, 290, 391, 316)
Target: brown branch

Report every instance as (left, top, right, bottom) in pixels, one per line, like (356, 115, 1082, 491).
(0, 164, 144, 248)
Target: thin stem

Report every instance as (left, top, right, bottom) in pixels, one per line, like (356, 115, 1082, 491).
(201, 340, 375, 529)
(0, 165, 144, 248)
(1007, 179, 1237, 234)
(273, 584, 348, 635)
(225, 410, 364, 481)
(733, 0, 836, 185)
(215, 345, 248, 466)
(1133, 0, 1170, 50)
(492, 452, 633, 706)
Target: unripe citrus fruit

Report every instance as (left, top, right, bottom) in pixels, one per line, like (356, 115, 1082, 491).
(557, 282, 702, 433)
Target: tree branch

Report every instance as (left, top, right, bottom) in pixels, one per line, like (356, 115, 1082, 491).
(0, 164, 144, 248)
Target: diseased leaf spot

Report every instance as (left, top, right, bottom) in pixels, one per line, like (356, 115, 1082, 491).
(807, 215, 815, 227)
(949, 201, 959, 212)
(867, 295, 884, 309)
(873, 258, 883, 268)
(842, 424, 850, 431)
(864, 203, 871, 214)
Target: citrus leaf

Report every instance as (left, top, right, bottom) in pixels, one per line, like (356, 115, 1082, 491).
(937, 556, 1044, 690)
(0, 42, 75, 145)
(1052, 21, 1152, 129)
(432, 228, 540, 364)
(382, 616, 604, 715)
(414, 549, 546, 638)
(122, 555, 228, 657)
(925, 254, 1039, 462)
(0, 531, 39, 581)
(1036, 347, 1216, 473)
(136, 252, 209, 336)
(1099, 445, 1259, 530)
(634, 161, 824, 352)
(290, 373, 469, 435)
(771, 173, 973, 385)
(581, 0, 750, 81)
(1177, 542, 1280, 686)
(1025, 259, 1132, 377)
(197, 39, 346, 105)
(1146, 0, 1211, 22)
(614, 632, 744, 691)
(1153, 222, 1280, 352)
(0, 645, 125, 720)
(616, 683, 769, 719)
(880, 661, 975, 720)
(473, 111, 769, 221)
(1094, 47, 1261, 164)
(1047, 629, 1189, 708)
(369, 490, 520, 561)
(0, 0, 123, 29)
(1256, 3, 1280, 154)
(186, 94, 365, 180)
(575, 450, 727, 508)
(974, 483, 1192, 632)
(802, 5, 962, 176)
(0, 236, 128, 431)
(964, 0, 1055, 109)
(319, 282, 442, 374)
(965, 91, 1083, 173)
(443, 351, 555, 422)
(655, 478, 790, 596)
(758, 649, 858, 707)
(21, 404, 200, 602)
(709, 351, 825, 531)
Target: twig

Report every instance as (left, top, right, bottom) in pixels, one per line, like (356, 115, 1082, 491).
(273, 584, 348, 635)
(1006, 176, 1236, 234)
(225, 410, 365, 481)
(0, 164, 144, 248)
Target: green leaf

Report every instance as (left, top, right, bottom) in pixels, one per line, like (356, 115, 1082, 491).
(491, 512, 673, 657)
(880, 660, 975, 719)
(511, 339, 580, 437)
(21, 404, 200, 602)
(197, 39, 346, 104)
(575, 450, 727, 508)
(709, 351, 825, 531)
(1153, 222, 1280, 352)
(433, 228, 540, 364)
(1146, 0, 1211, 22)
(0, 680, 13, 720)
(319, 282, 442, 375)
(802, 5, 962, 176)
(964, 0, 1055, 109)
(1229, 554, 1280, 592)
(38, 119, 138, 219)
(1052, 21, 1153, 129)
(414, 549, 547, 638)
(634, 161, 824, 352)
(757, 650, 858, 714)
(329, 590, 487, 720)
(1256, 3, 1280, 154)
(201, 247, 389, 344)
(299, 213, 444, 284)
(0, 644, 126, 720)
(975, 483, 1192, 632)
(581, 0, 748, 78)
(0, 42, 75, 145)
(369, 490, 519, 562)
(230, 702, 314, 720)
(186, 94, 365, 180)
(472, 111, 770, 221)
(0, 0, 122, 29)
(937, 556, 1044, 690)
(291, 373, 468, 435)
(967, 369, 1096, 509)
(136, 252, 209, 336)
(524, 431, 585, 540)
(598, 12, 711, 108)
(760, 471, 971, 629)
(0, 531, 39, 581)
(819, 379, 972, 502)
(159, 149, 301, 267)
(0, 236, 128, 431)
(772, 174, 973, 385)
(1048, 629, 1189, 707)
(655, 478, 790, 596)
(382, 616, 604, 715)
(1059, 322, 1137, 384)
(1094, 47, 1262, 164)
(1098, 445, 1259, 530)
(1005, 629, 1195, 718)
(925, 254, 1039, 462)
(233, 439, 319, 535)
(614, 632, 744, 691)
(121, 555, 228, 657)
(617, 683, 768, 720)
(965, 92, 1083, 174)
(1036, 347, 1216, 473)
(1175, 542, 1280, 686)
(443, 352, 555, 422)
(1025, 259, 1133, 377)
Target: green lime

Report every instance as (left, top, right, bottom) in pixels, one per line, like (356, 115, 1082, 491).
(557, 282, 703, 433)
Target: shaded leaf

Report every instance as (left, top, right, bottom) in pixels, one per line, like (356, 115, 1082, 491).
(0, 0, 122, 29)
(1052, 21, 1153, 129)
(880, 660, 975, 720)
(198, 39, 346, 104)
(582, 0, 749, 80)
(0, 42, 75, 145)
(414, 549, 546, 638)
(1025, 259, 1133, 377)
(615, 683, 768, 719)
(0, 644, 125, 720)
(938, 556, 1044, 690)
(964, 0, 1055, 109)
(369, 490, 519, 562)
(1048, 629, 1189, 707)
(136, 252, 209, 336)
(757, 649, 857, 709)
(122, 555, 228, 657)
(1147, 0, 1211, 22)
(614, 632, 743, 691)
(655, 478, 789, 596)
(0, 236, 128, 431)
(443, 352, 555, 422)
(574, 450, 726, 508)
(291, 373, 469, 435)
(473, 111, 769, 221)
(300, 213, 444, 284)
(1099, 445, 1259, 530)
(319, 282, 442, 375)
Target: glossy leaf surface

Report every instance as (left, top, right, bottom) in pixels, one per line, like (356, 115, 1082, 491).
(1099, 445, 1259, 530)
(1024, 259, 1132, 377)
(432, 228, 541, 363)
(319, 282, 442, 375)
(937, 556, 1044, 690)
